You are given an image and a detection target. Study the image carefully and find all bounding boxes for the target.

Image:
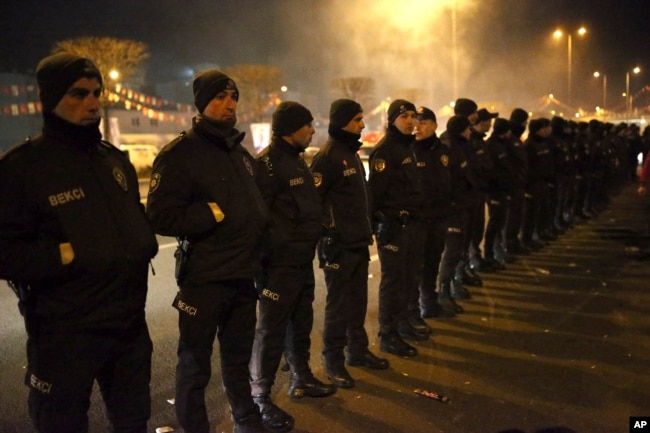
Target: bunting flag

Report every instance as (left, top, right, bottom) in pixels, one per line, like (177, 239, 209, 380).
(0, 101, 42, 116)
(1, 82, 195, 120)
(104, 90, 192, 125)
(1, 84, 37, 97)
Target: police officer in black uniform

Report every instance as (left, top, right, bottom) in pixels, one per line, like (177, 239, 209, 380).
(438, 116, 475, 313)
(484, 118, 515, 268)
(0, 53, 158, 433)
(368, 99, 428, 357)
(449, 99, 483, 291)
(503, 108, 530, 255)
(521, 118, 553, 250)
(411, 107, 456, 318)
(146, 71, 269, 433)
(250, 101, 335, 433)
(467, 108, 498, 273)
(310, 99, 389, 389)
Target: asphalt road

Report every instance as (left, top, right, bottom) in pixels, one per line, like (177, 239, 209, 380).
(1, 183, 649, 433)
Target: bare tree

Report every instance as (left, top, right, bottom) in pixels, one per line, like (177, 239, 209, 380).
(331, 77, 376, 109)
(52, 37, 149, 141)
(393, 88, 425, 106)
(224, 65, 283, 123)
(52, 37, 149, 85)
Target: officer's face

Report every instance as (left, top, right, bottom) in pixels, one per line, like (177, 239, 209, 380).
(414, 119, 437, 141)
(53, 77, 101, 126)
(203, 89, 238, 122)
(289, 123, 315, 150)
(460, 126, 472, 139)
(393, 111, 416, 135)
(468, 112, 479, 125)
(477, 119, 492, 133)
(342, 113, 365, 135)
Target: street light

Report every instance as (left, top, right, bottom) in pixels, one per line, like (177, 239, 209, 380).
(625, 66, 641, 120)
(553, 27, 587, 107)
(593, 71, 607, 113)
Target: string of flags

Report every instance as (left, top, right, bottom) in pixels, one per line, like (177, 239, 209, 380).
(1, 83, 195, 123)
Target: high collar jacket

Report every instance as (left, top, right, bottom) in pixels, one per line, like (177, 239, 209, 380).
(367, 127, 424, 220)
(412, 134, 452, 219)
(0, 116, 158, 332)
(310, 135, 373, 248)
(146, 116, 268, 285)
(256, 138, 322, 265)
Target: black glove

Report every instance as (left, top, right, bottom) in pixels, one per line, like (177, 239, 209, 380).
(317, 236, 341, 265)
(375, 220, 396, 246)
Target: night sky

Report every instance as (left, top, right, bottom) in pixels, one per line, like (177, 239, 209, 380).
(2, 0, 649, 116)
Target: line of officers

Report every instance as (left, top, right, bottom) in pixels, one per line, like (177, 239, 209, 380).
(148, 74, 642, 433)
(3, 54, 645, 433)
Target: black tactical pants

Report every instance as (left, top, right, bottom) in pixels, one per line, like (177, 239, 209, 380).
(377, 220, 426, 336)
(250, 264, 315, 394)
(174, 280, 258, 433)
(322, 247, 371, 366)
(485, 193, 507, 259)
(438, 210, 469, 284)
(504, 187, 525, 247)
(414, 216, 448, 313)
(26, 319, 152, 433)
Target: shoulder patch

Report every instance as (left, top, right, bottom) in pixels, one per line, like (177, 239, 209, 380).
(149, 172, 161, 194)
(441, 155, 449, 167)
(373, 158, 386, 172)
(313, 172, 323, 188)
(112, 167, 128, 191)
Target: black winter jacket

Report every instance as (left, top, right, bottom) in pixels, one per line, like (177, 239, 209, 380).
(412, 134, 452, 219)
(0, 114, 158, 333)
(146, 116, 268, 285)
(310, 131, 373, 249)
(368, 126, 424, 221)
(256, 137, 322, 265)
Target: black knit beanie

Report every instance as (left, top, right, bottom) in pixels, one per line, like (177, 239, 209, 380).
(193, 70, 238, 113)
(387, 99, 416, 124)
(492, 118, 511, 136)
(272, 101, 313, 136)
(446, 115, 471, 136)
(329, 99, 362, 130)
(36, 53, 103, 114)
(454, 98, 478, 117)
(509, 108, 529, 125)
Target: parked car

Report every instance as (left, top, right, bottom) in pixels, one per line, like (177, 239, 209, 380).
(119, 144, 158, 178)
(303, 146, 320, 166)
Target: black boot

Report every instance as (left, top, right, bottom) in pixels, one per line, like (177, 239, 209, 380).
(450, 279, 472, 300)
(422, 298, 456, 318)
(379, 333, 418, 357)
(253, 394, 295, 433)
(287, 372, 337, 399)
(324, 362, 355, 388)
(439, 282, 464, 313)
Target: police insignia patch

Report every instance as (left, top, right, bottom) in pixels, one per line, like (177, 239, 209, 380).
(112, 167, 128, 191)
(313, 172, 322, 187)
(243, 157, 254, 176)
(441, 155, 449, 167)
(149, 173, 161, 194)
(374, 159, 386, 172)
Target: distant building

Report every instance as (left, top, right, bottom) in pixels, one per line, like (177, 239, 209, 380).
(0, 72, 42, 151)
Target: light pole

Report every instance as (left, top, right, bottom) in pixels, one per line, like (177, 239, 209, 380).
(593, 71, 607, 113)
(553, 27, 586, 107)
(103, 69, 120, 143)
(625, 66, 641, 120)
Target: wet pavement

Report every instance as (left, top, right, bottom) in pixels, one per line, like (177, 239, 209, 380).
(1, 182, 649, 433)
